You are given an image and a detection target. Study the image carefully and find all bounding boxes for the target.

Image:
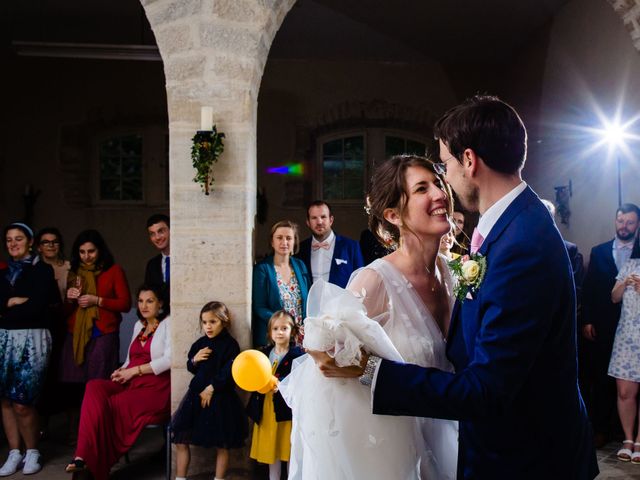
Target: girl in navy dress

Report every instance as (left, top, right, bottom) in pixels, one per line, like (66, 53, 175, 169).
(247, 310, 305, 480)
(172, 301, 247, 480)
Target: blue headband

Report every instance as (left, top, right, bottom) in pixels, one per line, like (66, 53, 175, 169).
(9, 222, 34, 239)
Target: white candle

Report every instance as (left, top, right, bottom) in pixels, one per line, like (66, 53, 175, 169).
(200, 106, 213, 131)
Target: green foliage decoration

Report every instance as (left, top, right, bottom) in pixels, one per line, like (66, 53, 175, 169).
(191, 126, 225, 195)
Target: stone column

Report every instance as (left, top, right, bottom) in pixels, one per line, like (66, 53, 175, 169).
(140, 0, 296, 475)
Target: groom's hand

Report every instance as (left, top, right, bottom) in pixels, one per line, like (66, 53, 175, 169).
(307, 350, 368, 378)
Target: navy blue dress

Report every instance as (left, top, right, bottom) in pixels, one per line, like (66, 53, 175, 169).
(171, 330, 247, 448)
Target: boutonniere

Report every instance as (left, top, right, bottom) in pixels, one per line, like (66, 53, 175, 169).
(448, 253, 487, 302)
(335, 258, 348, 265)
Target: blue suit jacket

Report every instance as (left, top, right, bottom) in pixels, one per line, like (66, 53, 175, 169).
(297, 234, 364, 288)
(372, 187, 598, 479)
(251, 256, 310, 347)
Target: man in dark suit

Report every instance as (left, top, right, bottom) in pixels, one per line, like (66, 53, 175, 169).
(144, 213, 170, 309)
(313, 96, 597, 479)
(297, 201, 363, 289)
(582, 203, 640, 447)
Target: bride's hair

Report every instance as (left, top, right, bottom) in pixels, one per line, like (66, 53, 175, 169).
(366, 155, 453, 248)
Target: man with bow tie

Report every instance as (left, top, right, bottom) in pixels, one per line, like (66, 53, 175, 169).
(297, 201, 363, 289)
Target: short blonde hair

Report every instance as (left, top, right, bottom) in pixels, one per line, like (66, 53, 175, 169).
(269, 220, 300, 255)
(266, 310, 298, 346)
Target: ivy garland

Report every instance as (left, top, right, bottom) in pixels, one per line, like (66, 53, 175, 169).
(191, 126, 225, 195)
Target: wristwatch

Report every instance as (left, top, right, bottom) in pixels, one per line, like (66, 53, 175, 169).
(359, 355, 381, 387)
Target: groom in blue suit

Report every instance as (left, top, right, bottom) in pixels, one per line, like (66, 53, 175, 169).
(371, 96, 598, 479)
(316, 96, 598, 479)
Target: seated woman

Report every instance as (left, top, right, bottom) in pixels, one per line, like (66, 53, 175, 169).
(60, 230, 131, 386)
(66, 284, 171, 479)
(0, 222, 60, 476)
(252, 220, 310, 347)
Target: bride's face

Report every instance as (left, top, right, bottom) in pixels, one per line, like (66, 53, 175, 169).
(400, 166, 451, 239)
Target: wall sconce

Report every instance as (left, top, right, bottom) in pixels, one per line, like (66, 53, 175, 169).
(554, 180, 572, 226)
(191, 106, 225, 195)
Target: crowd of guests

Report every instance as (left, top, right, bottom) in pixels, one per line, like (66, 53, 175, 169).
(0, 214, 171, 478)
(3, 192, 640, 478)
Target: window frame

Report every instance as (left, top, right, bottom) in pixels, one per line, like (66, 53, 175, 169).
(315, 128, 428, 205)
(92, 125, 169, 207)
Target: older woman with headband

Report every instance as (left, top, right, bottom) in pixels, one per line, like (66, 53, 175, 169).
(0, 222, 60, 475)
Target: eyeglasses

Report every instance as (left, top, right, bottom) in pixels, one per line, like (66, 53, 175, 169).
(433, 155, 457, 176)
(39, 240, 60, 246)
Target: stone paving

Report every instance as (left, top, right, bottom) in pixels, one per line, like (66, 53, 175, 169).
(1, 416, 639, 480)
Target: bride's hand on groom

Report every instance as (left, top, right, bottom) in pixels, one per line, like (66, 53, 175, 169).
(307, 350, 369, 378)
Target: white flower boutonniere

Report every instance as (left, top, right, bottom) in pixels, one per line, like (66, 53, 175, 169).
(448, 253, 487, 302)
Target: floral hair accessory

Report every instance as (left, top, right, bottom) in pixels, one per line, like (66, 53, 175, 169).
(448, 253, 487, 302)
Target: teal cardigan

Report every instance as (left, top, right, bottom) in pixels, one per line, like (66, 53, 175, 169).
(251, 255, 310, 347)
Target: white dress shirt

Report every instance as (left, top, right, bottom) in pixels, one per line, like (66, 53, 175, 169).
(311, 230, 336, 283)
(476, 181, 527, 241)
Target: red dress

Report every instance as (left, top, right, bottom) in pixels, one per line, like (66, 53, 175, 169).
(75, 335, 170, 480)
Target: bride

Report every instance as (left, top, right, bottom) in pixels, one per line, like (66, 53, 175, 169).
(280, 155, 459, 480)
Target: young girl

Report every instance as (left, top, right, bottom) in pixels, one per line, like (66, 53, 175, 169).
(171, 301, 247, 480)
(247, 310, 305, 480)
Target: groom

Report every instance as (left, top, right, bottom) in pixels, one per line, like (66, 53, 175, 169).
(314, 96, 598, 479)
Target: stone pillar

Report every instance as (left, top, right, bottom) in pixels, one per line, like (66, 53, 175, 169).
(140, 0, 296, 475)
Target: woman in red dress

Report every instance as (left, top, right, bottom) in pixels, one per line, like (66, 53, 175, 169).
(65, 284, 171, 479)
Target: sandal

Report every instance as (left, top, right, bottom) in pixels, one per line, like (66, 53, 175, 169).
(632, 443, 640, 464)
(65, 458, 86, 473)
(617, 440, 634, 462)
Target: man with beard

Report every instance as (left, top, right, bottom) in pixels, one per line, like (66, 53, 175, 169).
(298, 200, 363, 288)
(582, 203, 640, 447)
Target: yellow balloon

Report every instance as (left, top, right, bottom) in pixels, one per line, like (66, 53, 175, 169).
(232, 349, 272, 392)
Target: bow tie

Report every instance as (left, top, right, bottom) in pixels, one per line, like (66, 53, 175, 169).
(312, 241, 330, 251)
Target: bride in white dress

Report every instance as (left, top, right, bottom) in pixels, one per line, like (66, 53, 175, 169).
(280, 155, 459, 480)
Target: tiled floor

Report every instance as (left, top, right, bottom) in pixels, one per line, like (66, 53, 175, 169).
(1, 416, 639, 480)
(595, 440, 640, 479)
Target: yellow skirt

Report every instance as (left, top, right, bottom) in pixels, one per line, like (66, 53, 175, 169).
(249, 392, 292, 463)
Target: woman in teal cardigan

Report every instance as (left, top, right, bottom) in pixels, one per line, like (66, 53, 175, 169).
(252, 220, 310, 347)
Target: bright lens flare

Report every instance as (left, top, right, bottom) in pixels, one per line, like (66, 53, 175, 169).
(600, 121, 626, 148)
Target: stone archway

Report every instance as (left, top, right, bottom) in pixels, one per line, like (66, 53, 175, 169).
(140, 0, 295, 474)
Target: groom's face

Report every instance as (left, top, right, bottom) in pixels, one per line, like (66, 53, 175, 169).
(439, 140, 479, 213)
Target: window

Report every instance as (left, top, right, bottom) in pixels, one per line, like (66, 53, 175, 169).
(385, 135, 426, 158)
(322, 135, 365, 201)
(317, 130, 427, 203)
(99, 134, 143, 201)
(94, 126, 168, 206)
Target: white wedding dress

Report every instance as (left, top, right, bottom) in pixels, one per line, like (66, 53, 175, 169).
(279, 257, 458, 480)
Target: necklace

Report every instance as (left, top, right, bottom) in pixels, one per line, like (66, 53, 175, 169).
(426, 263, 439, 292)
(137, 320, 159, 343)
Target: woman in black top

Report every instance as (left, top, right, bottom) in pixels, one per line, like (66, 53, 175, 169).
(0, 222, 59, 476)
